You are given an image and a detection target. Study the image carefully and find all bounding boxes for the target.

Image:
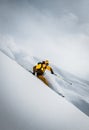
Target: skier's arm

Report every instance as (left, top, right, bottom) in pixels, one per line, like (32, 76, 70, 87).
(33, 66, 36, 75)
(46, 66, 54, 74)
(50, 68, 54, 74)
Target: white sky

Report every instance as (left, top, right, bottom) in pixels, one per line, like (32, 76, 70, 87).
(0, 0, 89, 81)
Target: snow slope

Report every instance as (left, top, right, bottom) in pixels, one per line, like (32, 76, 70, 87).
(1, 43, 89, 117)
(0, 51, 89, 130)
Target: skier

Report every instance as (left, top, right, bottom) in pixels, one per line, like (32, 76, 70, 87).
(32, 60, 54, 86)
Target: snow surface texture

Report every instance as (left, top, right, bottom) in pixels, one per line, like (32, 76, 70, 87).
(0, 43, 89, 117)
(0, 51, 89, 130)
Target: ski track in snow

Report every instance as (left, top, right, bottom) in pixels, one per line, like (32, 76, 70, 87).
(0, 46, 89, 117)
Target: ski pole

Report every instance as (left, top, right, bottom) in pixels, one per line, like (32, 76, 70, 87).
(54, 73, 72, 85)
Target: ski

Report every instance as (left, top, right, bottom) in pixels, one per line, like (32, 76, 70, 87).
(57, 92, 65, 97)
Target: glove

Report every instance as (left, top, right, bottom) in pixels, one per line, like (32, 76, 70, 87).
(51, 71, 54, 74)
(32, 72, 35, 75)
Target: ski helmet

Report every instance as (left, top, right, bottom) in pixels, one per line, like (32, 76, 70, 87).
(45, 60, 49, 65)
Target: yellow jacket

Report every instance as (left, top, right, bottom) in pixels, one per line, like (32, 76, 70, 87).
(33, 62, 54, 76)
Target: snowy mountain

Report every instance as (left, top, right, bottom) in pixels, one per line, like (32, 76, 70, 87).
(0, 43, 89, 117)
(0, 51, 89, 130)
(0, 0, 89, 130)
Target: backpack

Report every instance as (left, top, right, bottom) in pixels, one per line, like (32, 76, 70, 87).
(36, 62, 42, 70)
(35, 62, 45, 75)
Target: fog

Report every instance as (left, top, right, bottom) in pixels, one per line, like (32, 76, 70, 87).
(0, 0, 89, 81)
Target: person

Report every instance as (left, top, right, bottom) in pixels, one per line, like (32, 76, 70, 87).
(32, 60, 54, 86)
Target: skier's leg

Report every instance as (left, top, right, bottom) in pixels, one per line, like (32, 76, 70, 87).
(37, 75, 49, 86)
